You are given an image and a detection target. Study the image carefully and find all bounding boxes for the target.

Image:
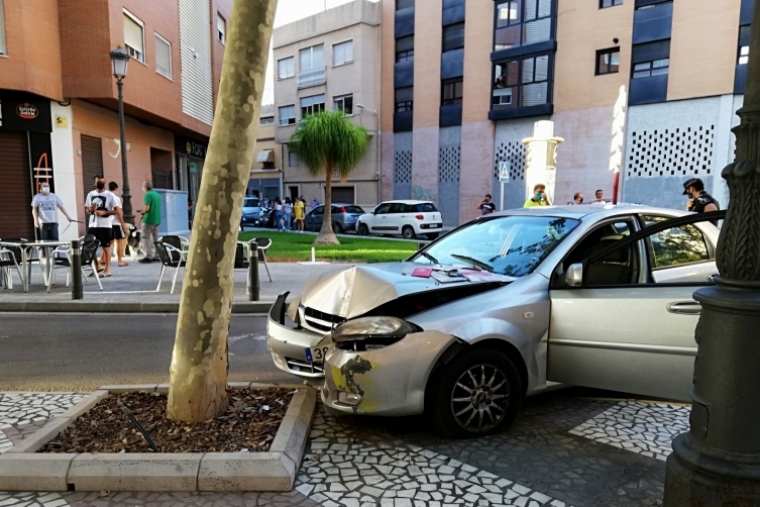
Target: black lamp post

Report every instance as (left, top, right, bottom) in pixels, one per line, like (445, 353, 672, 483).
(109, 47, 134, 225)
(662, 2, 760, 504)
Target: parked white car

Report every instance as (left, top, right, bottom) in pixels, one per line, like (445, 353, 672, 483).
(356, 200, 443, 239)
(266, 205, 722, 437)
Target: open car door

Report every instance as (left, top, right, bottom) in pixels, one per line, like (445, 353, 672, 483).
(547, 211, 724, 402)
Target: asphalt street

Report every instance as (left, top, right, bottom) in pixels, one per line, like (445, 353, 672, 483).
(0, 313, 297, 391)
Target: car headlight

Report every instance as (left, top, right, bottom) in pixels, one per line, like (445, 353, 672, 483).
(332, 317, 419, 351)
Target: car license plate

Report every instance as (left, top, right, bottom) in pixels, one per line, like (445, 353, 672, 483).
(305, 346, 329, 363)
(430, 223, 441, 229)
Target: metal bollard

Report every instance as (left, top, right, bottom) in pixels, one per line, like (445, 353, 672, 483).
(71, 240, 83, 300)
(248, 243, 260, 301)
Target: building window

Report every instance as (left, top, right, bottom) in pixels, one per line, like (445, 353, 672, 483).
(739, 25, 750, 65)
(442, 78, 463, 106)
(333, 40, 354, 66)
(301, 94, 325, 117)
(299, 44, 324, 72)
(259, 116, 275, 125)
(596, 47, 620, 75)
(279, 105, 296, 126)
(154, 34, 172, 79)
(396, 35, 414, 62)
(123, 10, 145, 62)
(289, 150, 299, 167)
(278, 57, 295, 79)
(632, 58, 669, 78)
(333, 94, 354, 115)
(395, 86, 414, 112)
(217, 13, 226, 44)
(397, 0, 414, 10)
(0, 0, 6, 55)
(493, 54, 551, 109)
(600, 0, 623, 7)
(442, 22, 465, 52)
(494, 0, 552, 52)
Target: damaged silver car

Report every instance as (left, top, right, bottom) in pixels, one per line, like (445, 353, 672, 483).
(267, 205, 721, 437)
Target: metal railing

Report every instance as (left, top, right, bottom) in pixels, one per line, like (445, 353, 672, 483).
(297, 66, 326, 89)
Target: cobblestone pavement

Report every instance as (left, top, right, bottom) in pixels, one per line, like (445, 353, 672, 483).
(0, 391, 686, 507)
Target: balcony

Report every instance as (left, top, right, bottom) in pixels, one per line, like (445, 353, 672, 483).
(298, 67, 326, 89)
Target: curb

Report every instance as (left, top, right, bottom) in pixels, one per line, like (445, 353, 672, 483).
(0, 301, 274, 314)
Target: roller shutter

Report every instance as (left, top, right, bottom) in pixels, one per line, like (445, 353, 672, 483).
(80, 135, 103, 197)
(0, 131, 33, 239)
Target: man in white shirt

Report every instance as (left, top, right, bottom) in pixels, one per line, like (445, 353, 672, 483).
(31, 184, 72, 240)
(108, 181, 129, 267)
(85, 176, 119, 276)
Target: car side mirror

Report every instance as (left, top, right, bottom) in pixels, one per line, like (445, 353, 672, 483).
(565, 263, 584, 287)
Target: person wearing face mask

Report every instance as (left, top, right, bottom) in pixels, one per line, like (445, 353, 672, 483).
(31, 183, 72, 241)
(524, 183, 551, 208)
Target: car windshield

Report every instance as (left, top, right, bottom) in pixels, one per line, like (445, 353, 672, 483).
(411, 215, 580, 277)
(416, 203, 438, 212)
(340, 205, 364, 214)
(243, 198, 260, 208)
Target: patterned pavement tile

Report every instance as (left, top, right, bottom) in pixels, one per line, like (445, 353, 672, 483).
(568, 401, 689, 461)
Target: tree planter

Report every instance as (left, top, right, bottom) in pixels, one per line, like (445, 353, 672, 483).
(0, 384, 316, 493)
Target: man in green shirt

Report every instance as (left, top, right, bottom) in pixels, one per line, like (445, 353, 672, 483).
(139, 181, 162, 263)
(524, 183, 551, 208)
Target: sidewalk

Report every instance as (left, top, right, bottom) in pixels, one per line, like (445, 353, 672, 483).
(0, 260, 351, 313)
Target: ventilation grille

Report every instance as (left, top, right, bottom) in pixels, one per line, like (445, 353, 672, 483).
(493, 141, 527, 181)
(438, 146, 461, 183)
(394, 151, 412, 184)
(626, 125, 715, 178)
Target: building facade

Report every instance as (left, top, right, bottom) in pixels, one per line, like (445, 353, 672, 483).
(0, 0, 231, 240)
(272, 0, 382, 208)
(381, 0, 752, 226)
(249, 104, 282, 199)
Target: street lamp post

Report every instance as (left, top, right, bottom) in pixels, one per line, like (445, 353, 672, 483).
(109, 47, 134, 225)
(663, 3, 760, 505)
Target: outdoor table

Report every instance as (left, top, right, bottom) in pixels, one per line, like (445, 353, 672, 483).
(0, 240, 72, 293)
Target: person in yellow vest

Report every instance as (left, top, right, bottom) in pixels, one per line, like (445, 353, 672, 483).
(524, 183, 551, 208)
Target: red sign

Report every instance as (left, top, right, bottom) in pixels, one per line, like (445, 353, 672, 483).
(16, 103, 39, 120)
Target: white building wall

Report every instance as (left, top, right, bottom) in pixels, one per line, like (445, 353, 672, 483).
(50, 102, 79, 242)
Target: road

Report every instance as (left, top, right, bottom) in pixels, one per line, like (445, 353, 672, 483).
(0, 313, 297, 391)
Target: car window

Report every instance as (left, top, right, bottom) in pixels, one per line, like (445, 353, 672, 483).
(331, 206, 341, 214)
(413, 215, 580, 277)
(312, 205, 324, 215)
(642, 216, 710, 269)
(344, 205, 364, 214)
(389, 203, 406, 213)
(417, 203, 438, 212)
(374, 204, 391, 214)
(243, 198, 260, 208)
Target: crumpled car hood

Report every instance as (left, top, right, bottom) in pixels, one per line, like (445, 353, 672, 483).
(301, 262, 507, 319)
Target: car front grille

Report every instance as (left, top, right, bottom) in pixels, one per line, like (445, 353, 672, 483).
(303, 307, 345, 332)
(285, 357, 325, 375)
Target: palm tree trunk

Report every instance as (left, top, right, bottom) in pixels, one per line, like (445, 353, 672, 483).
(166, 0, 277, 422)
(316, 164, 339, 245)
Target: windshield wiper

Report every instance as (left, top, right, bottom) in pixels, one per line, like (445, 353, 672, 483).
(419, 251, 439, 264)
(451, 254, 493, 272)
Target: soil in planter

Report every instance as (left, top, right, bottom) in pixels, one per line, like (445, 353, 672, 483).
(40, 389, 295, 453)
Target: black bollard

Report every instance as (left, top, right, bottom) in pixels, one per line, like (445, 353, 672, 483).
(248, 242, 260, 302)
(71, 240, 83, 300)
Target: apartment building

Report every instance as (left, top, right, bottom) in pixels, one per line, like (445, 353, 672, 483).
(381, 0, 752, 225)
(273, 0, 381, 208)
(249, 104, 282, 199)
(0, 0, 231, 240)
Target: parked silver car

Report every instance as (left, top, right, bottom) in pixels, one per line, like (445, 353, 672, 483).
(267, 205, 721, 436)
(304, 204, 365, 234)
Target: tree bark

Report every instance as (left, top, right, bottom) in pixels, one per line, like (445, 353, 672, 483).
(167, 0, 277, 422)
(315, 164, 339, 245)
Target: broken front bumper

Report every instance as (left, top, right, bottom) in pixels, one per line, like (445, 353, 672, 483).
(266, 293, 326, 378)
(322, 330, 458, 416)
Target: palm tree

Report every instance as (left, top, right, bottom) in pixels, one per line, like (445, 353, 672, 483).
(291, 110, 370, 245)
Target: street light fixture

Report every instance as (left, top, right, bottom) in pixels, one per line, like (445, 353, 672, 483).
(109, 47, 134, 225)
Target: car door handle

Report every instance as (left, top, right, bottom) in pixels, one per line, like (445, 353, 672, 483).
(666, 301, 702, 315)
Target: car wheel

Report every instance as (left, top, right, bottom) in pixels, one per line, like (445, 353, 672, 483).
(334, 222, 344, 234)
(402, 225, 416, 240)
(428, 349, 523, 438)
(358, 223, 369, 236)
(426, 233, 440, 240)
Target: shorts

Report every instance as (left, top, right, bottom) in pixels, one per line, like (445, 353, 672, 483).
(38, 223, 59, 241)
(91, 227, 112, 248)
(112, 225, 125, 240)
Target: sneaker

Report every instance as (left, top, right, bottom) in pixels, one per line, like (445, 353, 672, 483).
(138, 258, 154, 264)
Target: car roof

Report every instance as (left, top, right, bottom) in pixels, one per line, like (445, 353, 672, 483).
(379, 200, 433, 205)
(492, 203, 691, 220)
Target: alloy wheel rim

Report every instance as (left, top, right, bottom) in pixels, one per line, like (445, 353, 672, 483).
(450, 364, 509, 432)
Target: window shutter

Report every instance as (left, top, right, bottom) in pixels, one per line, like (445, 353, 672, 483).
(179, 0, 213, 125)
(124, 15, 143, 54)
(0, 0, 6, 55)
(155, 35, 171, 78)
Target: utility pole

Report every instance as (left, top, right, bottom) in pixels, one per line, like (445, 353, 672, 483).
(662, 3, 760, 505)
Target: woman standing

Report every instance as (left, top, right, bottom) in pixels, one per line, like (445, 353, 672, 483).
(274, 197, 284, 231)
(283, 197, 293, 231)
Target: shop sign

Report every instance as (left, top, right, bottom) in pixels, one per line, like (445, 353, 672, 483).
(16, 103, 39, 120)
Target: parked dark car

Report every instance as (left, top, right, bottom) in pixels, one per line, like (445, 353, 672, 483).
(304, 204, 365, 233)
(241, 197, 263, 226)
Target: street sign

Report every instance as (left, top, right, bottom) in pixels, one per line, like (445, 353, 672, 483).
(498, 161, 511, 183)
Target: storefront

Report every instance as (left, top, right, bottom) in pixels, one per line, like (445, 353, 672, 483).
(0, 92, 54, 239)
(174, 135, 208, 203)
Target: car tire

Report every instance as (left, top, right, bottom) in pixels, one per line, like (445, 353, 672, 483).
(428, 349, 523, 438)
(358, 223, 369, 236)
(402, 225, 416, 240)
(334, 222, 344, 234)
(426, 233, 440, 240)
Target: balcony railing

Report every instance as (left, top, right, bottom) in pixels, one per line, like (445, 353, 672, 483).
(298, 67, 326, 89)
